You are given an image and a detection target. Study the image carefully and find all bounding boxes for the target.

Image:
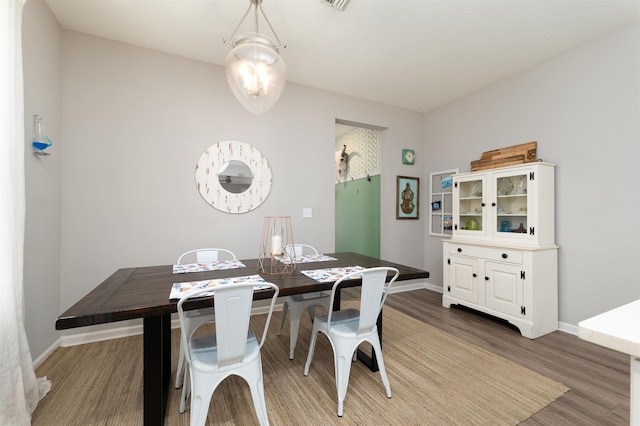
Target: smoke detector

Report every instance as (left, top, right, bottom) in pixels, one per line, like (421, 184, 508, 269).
(321, 0, 350, 11)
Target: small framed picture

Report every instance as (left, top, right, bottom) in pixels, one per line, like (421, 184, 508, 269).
(402, 149, 415, 165)
(396, 176, 419, 220)
(441, 176, 452, 188)
(444, 215, 453, 231)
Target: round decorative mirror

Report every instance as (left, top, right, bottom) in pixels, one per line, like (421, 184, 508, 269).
(218, 160, 253, 193)
(195, 141, 272, 214)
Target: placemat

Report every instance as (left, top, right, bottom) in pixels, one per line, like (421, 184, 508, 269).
(172, 260, 246, 274)
(277, 254, 337, 265)
(300, 265, 364, 282)
(169, 274, 269, 300)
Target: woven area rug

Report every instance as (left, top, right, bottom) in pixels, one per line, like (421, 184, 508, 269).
(33, 305, 568, 425)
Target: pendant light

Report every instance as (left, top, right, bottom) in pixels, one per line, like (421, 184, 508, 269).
(223, 0, 287, 114)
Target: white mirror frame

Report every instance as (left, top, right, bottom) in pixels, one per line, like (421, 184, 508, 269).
(195, 141, 272, 214)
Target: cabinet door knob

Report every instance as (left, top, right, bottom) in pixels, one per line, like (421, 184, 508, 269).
(502, 253, 508, 259)
(491, 202, 496, 207)
(481, 203, 486, 207)
(472, 273, 477, 278)
(485, 276, 489, 281)
(457, 248, 462, 253)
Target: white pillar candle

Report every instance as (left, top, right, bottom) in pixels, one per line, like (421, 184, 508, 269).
(272, 235, 282, 255)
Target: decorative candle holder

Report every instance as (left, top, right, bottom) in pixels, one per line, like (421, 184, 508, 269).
(258, 216, 296, 274)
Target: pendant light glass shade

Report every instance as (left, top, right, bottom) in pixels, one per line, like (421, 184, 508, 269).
(225, 33, 286, 114)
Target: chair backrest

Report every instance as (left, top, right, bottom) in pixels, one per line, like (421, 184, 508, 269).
(327, 267, 399, 335)
(284, 244, 319, 257)
(177, 282, 279, 369)
(176, 248, 237, 264)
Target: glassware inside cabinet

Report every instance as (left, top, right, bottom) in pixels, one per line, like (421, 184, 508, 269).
(495, 173, 528, 233)
(458, 179, 483, 232)
(461, 215, 482, 231)
(459, 179, 482, 199)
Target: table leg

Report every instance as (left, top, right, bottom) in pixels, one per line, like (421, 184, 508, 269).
(332, 288, 341, 312)
(143, 314, 171, 425)
(632, 356, 639, 426)
(335, 287, 380, 372)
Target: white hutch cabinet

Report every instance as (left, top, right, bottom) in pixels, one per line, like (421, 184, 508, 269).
(442, 162, 558, 338)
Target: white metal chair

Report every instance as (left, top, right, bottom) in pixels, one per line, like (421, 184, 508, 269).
(174, 248, 237, 391)
(277, 244, 331, 359)
(303, 267, 400, 417)
(176, 248, 237, 265)
(177, 281, 279, 426)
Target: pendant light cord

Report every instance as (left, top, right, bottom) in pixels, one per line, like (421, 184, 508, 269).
(223, 0, 286, 51)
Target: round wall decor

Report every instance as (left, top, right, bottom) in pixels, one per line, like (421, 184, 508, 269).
(195, 141, 272, 214)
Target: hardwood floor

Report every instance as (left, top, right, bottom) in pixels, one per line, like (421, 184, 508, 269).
(385, 289, 630, 425)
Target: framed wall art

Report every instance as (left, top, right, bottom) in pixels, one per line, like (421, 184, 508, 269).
(401, 149, 415, 165)
(396, 176, 419, 220)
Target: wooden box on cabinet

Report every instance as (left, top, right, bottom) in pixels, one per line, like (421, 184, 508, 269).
(442, 162, 558, 338)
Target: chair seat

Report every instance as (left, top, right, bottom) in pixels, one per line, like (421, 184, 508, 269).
(315, 309, 363, 337)
(174, 307, 216, 390)
(190, 330, 259, 372)
(290, 291, 328, 301)
(186, 307, 214, 318)
(278, 292, 331, 360)
(277, 244, 328, 360)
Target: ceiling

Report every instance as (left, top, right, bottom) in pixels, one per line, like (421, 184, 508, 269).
(44, 0, 640, 114)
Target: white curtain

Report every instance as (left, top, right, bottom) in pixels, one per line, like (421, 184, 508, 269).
(0, 0, 51, 424)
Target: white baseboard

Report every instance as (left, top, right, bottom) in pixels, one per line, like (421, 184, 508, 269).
(41, 282, 576, 369)
(56, 301, 293, 349)
(423, 282, 443, 294)
(33, 337, 63, 369)
(410, 281, 576, 337)
(53, 283, 434, 349)
(389, 279, 441, 294)
(558, 321, 578, 336)
(61, 322, 145, 347)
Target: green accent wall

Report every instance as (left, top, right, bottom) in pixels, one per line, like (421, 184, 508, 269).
(335, 175, 381, 257)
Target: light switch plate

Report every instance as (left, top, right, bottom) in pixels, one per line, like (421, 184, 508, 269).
(302, 208, 312, 218)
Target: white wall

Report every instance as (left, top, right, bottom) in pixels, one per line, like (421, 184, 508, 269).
(21, 3, 425, 357)
(424, 21, 640, 326)
(22, 0, 62, 362)
(24, 1, 638, 361)
(57, 32, 425, 328)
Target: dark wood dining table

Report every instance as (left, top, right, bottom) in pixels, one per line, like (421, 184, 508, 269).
(55, 252, 429, 425)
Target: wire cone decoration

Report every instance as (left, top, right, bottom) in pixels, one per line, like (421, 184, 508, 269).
(258, 216, 296, 274)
